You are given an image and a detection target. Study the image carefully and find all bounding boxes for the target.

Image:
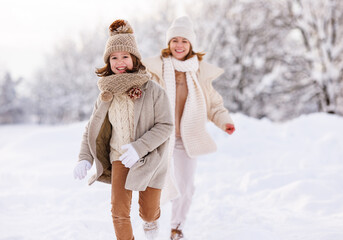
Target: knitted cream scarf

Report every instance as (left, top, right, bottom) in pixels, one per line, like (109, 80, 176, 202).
(98, 69, 149, 102)
(163, 56, 216, 157)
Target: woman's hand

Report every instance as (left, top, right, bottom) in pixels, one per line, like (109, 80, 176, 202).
(225, 123, 235, 135)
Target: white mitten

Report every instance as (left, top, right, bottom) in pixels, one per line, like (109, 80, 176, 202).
(73, 160, 92, 180)
(119, 144, 139, 168)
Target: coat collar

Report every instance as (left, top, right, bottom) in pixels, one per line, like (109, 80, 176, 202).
(142, 55, 224, 83)
(133, 81, 148, 134)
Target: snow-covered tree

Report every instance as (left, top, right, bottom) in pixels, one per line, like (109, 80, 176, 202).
(30, 28, 106, 124)
(285, 0, 343, 115)
(0, 72, 28, 124)
(187, 0, 343, 120)
(189, 0, 294, 119)
(134, 1, 176, 58)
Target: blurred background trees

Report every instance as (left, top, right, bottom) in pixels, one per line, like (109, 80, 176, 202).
(1, 0, 342, 124)
(0, 72, 28, 124)
(29, 32, 105, 124)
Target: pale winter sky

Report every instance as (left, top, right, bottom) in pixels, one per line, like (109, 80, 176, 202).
(0, 0, 187, 79)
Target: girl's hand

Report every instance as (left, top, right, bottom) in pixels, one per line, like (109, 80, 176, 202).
(225, 123, 235, 135)
(73, 160, 92, 180)
(120, 144, 139, 168)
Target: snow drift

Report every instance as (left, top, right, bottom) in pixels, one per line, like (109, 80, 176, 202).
(0, 113, 342, 240)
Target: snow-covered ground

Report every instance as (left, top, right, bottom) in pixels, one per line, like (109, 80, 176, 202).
(1, 113, 342, 240)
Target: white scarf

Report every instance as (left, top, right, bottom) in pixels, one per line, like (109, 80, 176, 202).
(163, 56, 216, 157)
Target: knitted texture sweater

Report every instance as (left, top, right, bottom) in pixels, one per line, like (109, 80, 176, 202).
(108, 93, 134, 162)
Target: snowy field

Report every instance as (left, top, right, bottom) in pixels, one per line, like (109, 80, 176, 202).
(0, 113, 342, 240)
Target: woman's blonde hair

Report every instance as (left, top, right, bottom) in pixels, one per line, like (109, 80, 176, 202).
(161, 43, 205, 61)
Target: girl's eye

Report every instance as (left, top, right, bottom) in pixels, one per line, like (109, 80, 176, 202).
(123, 56, 129, 58)
(111, 57, 117, 60)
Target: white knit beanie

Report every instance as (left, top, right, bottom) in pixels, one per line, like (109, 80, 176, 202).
(166, 16, 196, 47)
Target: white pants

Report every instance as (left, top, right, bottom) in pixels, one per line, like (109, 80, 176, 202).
(171, 137, 197, 230)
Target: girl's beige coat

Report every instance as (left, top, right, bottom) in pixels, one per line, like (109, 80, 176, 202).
(78, 80, 173, 191)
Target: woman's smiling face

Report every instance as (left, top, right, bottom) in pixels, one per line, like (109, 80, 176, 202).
(169, 37, 191, 60)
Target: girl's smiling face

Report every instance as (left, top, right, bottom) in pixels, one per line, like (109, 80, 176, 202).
(169, 37, 191, 60)
(109, 51, 133, 74)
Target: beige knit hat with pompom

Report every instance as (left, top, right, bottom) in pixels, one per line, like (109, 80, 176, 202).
(103, 19, 141, 62)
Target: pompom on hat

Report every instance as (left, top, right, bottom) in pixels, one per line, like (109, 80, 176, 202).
(166, 16, 196, 47)
(103, 19, 141, 63)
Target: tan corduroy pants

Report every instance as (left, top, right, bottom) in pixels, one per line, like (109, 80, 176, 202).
(111, 161, 161, 240)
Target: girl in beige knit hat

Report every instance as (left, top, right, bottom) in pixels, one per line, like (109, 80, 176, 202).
(142, 16, 235, 240)
(74, 19, 173, 240)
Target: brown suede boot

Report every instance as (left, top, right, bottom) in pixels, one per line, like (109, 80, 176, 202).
(170, 225, 184, 240)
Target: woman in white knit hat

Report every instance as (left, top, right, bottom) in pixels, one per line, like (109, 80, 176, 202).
(73, 19, 173, 240)
(143, 16, 235, 240)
